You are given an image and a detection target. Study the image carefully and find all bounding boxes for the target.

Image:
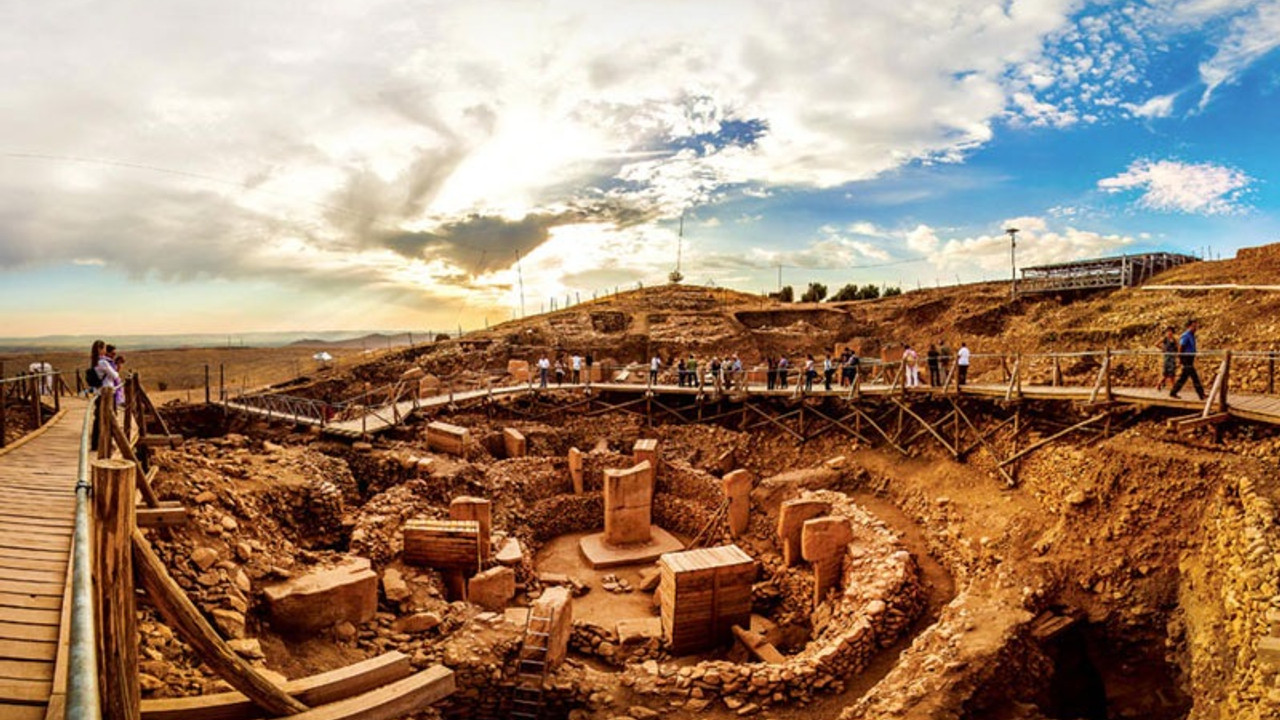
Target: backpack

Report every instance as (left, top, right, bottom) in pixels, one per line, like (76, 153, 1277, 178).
(85, 367, 103, 389)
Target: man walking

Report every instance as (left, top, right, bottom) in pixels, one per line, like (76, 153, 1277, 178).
(956, 342, 971, 386)
(1170, 319, 1206, 400)
(571, 354, 582, 384)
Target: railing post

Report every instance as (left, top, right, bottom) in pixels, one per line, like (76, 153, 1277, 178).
(205, 364, 211, 405)
(53, 371, 61, 413)
(30, 375, 42, 428)
(1104, 348, 1113, 402)
(93, 457, 140, 720)
(1269, 350, 1276, 395)
(123, 375, 135, 439)
(97, 391, 115, 459)
(1220, 350, 1231, 411)
(0, 377, 7, 450)
(219, 364, 225, 402)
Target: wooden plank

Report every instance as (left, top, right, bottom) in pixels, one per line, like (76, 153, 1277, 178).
(0, 638, 56, 662)
(136, 505, 188, 529)
(0, 658, 55, 681)
(0, 607, 61, 625)
(0, 701, 47, 720)
(246, 666, 454, 720)
(0, 534, 70, 552)
(0, 568, 65, 584)
(0, 677, 52, 702)
(0, 594, 62, 612)
(140, 651, 413, 720)
(0, 555, 68, 573)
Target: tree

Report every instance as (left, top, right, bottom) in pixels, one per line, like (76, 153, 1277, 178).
(801, 282, 828, 303)
(769, 285, 795, 302)
(829, 283, 860, 302)
(883, 286, 903, 297)
(857, 284, 880, 300)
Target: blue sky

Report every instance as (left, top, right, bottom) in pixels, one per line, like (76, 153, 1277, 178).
(1, 0, 1278, 336)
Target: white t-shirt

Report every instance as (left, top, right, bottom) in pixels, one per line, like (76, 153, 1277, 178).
(538, 357, 550, 370)
(651, 357, 660, 370)
(571, 355, 581, 370)
(957, 347, 971, 366)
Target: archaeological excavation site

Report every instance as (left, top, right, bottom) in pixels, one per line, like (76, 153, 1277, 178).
(118, 247, 1280, 720)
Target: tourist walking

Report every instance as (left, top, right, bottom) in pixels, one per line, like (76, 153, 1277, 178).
(537, 355, 550, 388)
(571, 354, 582, 384)
(1170, 319, 1206, 400)
(1156, 327, 1178, 391)
(956, 342, 970, 386)
(902, 344, 920, 387)
(843, 352, 859, 388)
(926, 343, 941, 387)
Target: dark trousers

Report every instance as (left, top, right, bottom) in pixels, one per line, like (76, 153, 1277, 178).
(1171, 363, 1204, 398)
(928, 363, 941, 386)
(957, 365, 968, 386)
(823, 369, 834, 390)
(766, 370, 776, 390)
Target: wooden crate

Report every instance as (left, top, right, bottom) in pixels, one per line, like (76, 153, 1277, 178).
(659, 545, 755, 655)
(402, 519, 480, 570)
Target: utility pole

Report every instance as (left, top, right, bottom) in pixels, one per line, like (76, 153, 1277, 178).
(1006, 227, 1020, 301)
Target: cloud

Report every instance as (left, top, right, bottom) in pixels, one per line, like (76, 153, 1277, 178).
(1196, 0, 1280, 107)
(1124, 92, 1179, 118)
(908, 217, 1134, 275)
(1097, 159, 1253, 214)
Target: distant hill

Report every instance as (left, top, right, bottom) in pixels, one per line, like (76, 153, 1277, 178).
(0, 330, 420, 353)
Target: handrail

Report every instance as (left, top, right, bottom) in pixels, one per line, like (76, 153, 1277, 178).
(67, 391, 102, 720)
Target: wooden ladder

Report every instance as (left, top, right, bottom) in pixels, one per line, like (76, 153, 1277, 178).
(510, 610, 554, 720)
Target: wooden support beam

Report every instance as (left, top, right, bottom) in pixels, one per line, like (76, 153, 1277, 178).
(902, 410, 955, 448)
(1176, 412, 1230, 433)
(890, 398, 957, 456)
(108, 412, 161, 508)
(999, 411, 1113, 468)
(136, 502, 188, 528)
(745, 403, 803, 441)
(132, 529, 310, 716)
(949, 401, 1016, 487)
(957, 413, 1016, 459)
(136, 434, 184, 448)
(803, 405, 872, 444)
(1004, 356, 1021, 402)
(93, 458, 140, 720)
(1203, 351, 1231, 417)
(140, 652, 413, 720)
(261, 665, 453, 720)
(850, 406, 906, 455)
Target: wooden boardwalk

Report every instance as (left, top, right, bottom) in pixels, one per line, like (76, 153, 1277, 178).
(0, 400, 84, 720)
(223, 375, 1280, 439)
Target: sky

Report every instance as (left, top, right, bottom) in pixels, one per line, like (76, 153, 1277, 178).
(2, 0, 1279, 337)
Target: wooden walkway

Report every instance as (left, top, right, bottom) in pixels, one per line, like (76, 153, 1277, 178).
(0, 400, 84, 720)
(222, 375, 1280, 439)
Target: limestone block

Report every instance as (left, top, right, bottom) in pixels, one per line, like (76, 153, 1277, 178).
(1258, 636, 1280, 667)
(508, 359, 531, 383)
(802, 516, 853, 606)
(778, 499, 831, 566)
(495, 535, 523, 566)
(426, 421, 470, 456)
(382, 567, 411, 603)
(417, 376, 441, 398)
(633, 439, 659, 475)
(262, 556, 378, 634)
(400, 366, 426, 382)
(617, 617, 663, 645)
(468, 566, 516, 611)
(604, 461, 654, 546)
(503, 428, 527, 458)
(569, 447, 584, 494)
(722, 469, 753, 537)
(531, 586, 574, 669)
(450, 496, 492, 563)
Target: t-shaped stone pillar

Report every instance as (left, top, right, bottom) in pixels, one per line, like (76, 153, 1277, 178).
(777, 498, 831, 567)
(450, 496, 491, 563)
(722, 469, 753, 537)
(604, 461, 653, 545)
(801, 516, 852, 607)
(568, 447, 584, 494)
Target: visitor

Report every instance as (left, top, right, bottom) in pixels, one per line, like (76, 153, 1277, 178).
(822, 355, 835, 391)
(649, 355, 661, 385)
(710, 357, 722, 393)
(1170, 319, 1206, 400)
(844, 352, 860, 387)
(1156, 327, 1177, 391)
(554, 358, 565, 385)
(766, 356, 777, 390)
(112, 353, 127, 406)
(778, 356, 789, 388)
(584, 352, 594, 384)
(926, 343, 941, 387)
(571, 354, 582, 384)
(902, 344, 919, 388)
(730, 355, 743, 390)
(537, 355, 550, 388)
(90, 340, 121, 396)
(688, 355, 699, 389)
(804, 354, 816, 392)
(956, 342, 970, 386)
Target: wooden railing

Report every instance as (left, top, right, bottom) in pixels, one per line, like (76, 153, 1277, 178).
(0, 369, 71, 448)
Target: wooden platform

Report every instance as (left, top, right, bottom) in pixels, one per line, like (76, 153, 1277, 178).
(0, 401, 84, 720)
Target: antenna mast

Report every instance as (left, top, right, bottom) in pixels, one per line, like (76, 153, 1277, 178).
(669, 211, 685, 284)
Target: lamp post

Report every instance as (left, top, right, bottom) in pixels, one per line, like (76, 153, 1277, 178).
(1006, 227, 1020, 301)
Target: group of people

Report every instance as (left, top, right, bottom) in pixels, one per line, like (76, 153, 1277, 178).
(899, 341, 973, 388)
(89, 339, 127, 405)
(1157, 319, 1207, 400)
(535, 352, 593, 388)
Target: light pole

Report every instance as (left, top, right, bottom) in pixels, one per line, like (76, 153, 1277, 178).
(1006, 227, 1020, 301)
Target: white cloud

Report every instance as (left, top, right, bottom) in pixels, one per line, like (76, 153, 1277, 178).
(1124, 92, 1179, 118)
(1196, 0, 1280, 107)
(914, 218, 1135, 274)
(1097, 159, 1253, 215)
